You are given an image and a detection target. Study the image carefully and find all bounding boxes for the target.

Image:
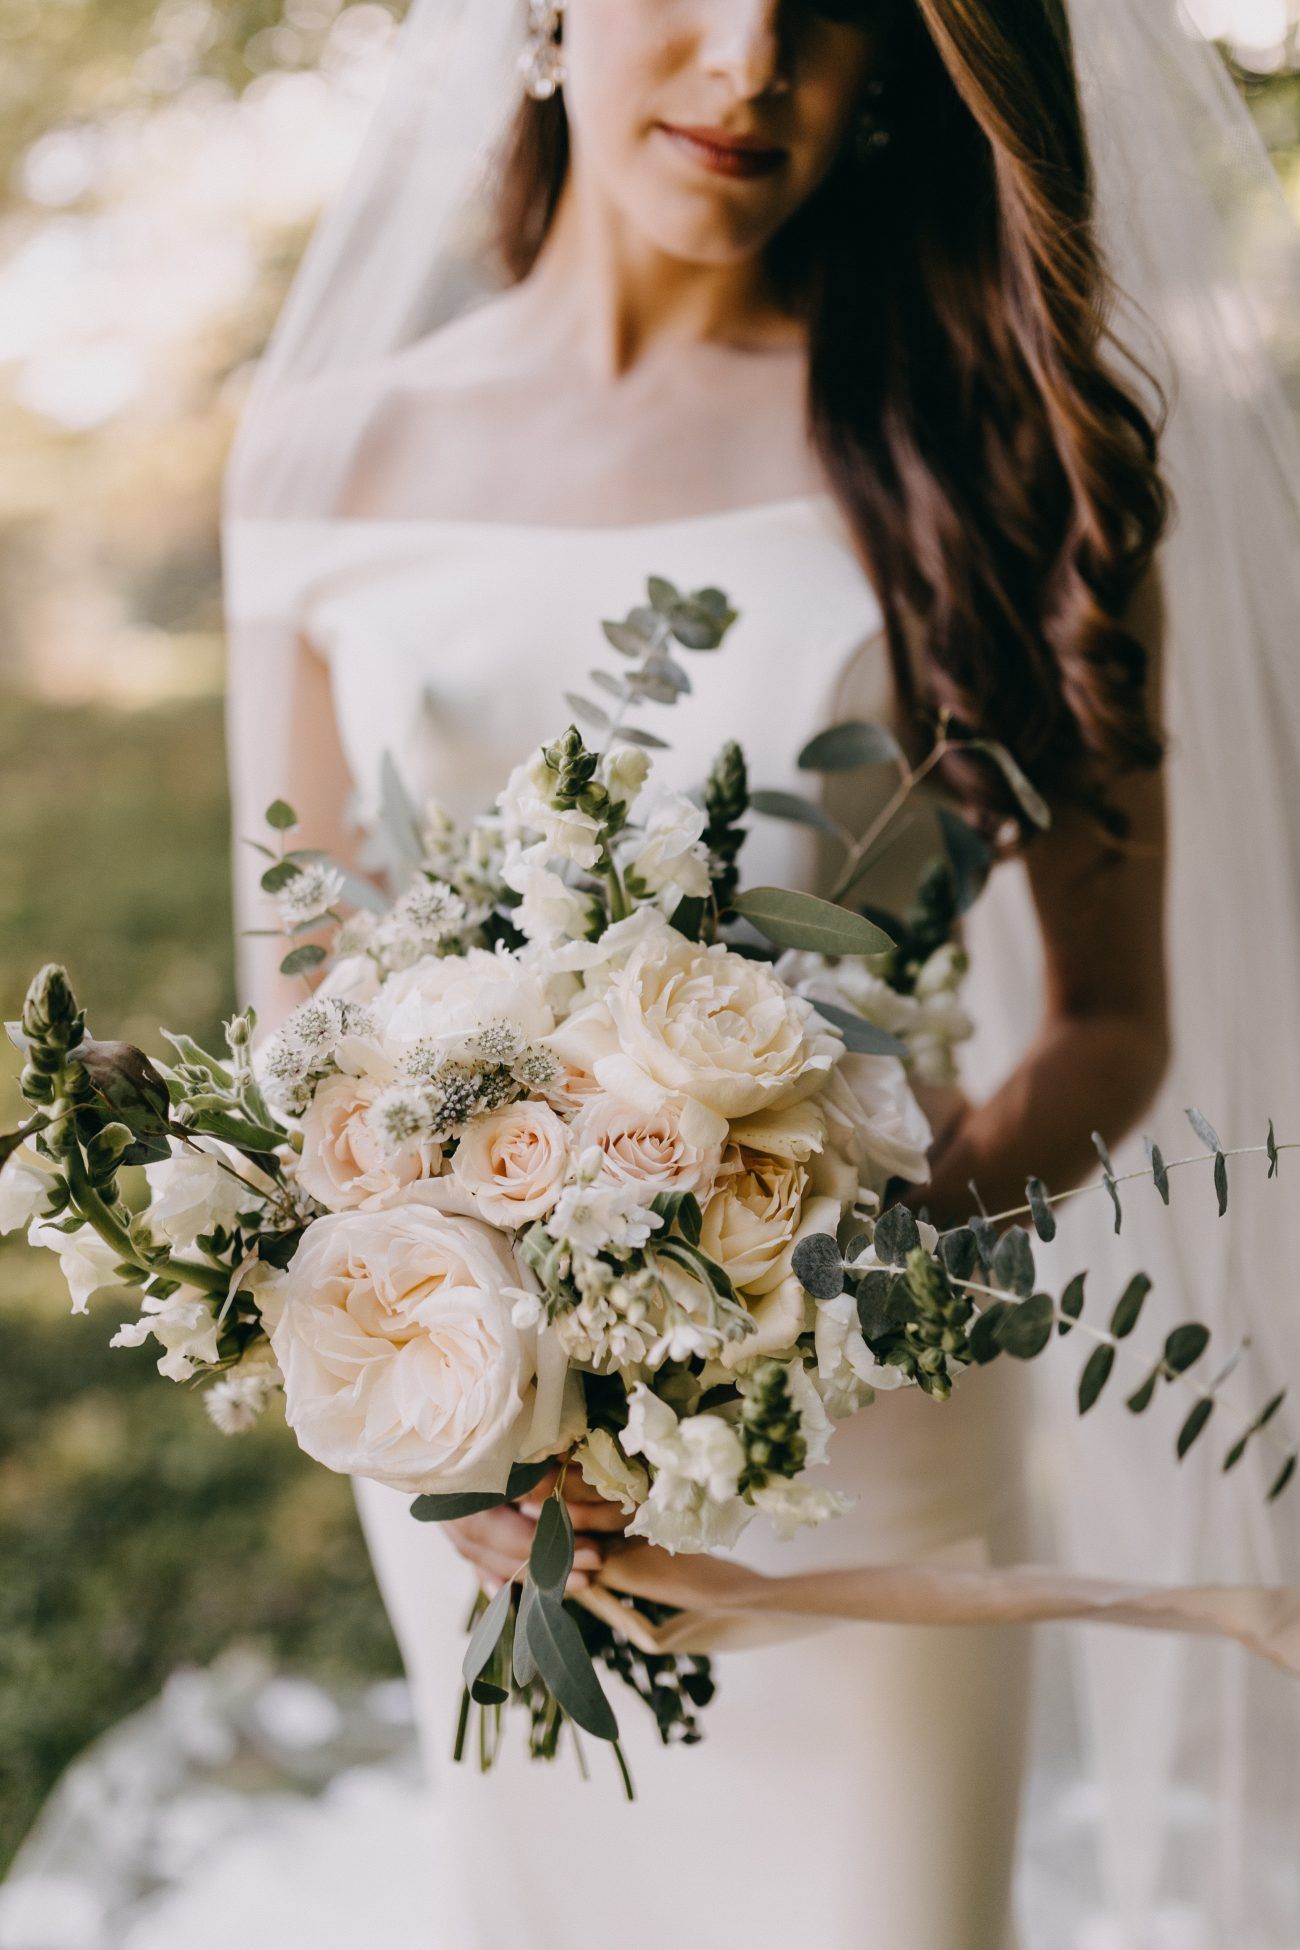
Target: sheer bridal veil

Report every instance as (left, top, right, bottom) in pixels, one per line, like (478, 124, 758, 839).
(222, 1, 1300, 1941)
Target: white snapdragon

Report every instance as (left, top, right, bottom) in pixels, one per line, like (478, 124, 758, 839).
(751, 1480, 855, 1540)
(600, 746, 650, 809)
(499, 751, 604, 871)
(501, 849, 601, 951)
(622, 1384, 751, 1554)
(0, 1149, 54, 1235)
(622, 786, 711, 908)
(548, 1148, 663, 1256)
(145, 1140, 253, 1249)
(28, 1218, 122, 1314)
(575, 1427, 649, 1513)
(277, 862, 346, 931)
(111, 1292, 221, 1381)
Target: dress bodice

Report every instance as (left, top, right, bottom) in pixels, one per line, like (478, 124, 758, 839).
(225, 493, 938, 907)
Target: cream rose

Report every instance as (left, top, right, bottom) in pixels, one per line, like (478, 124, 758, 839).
(449, 1100, 572, 1227)
(569, 1093, 721, 1199)
(824, 1053, 933, 1189)
(550, 914, 841, 1148)
(699, 1144, 809, 1297)
(297, 1072, 440, 1211)
(268, 1205, 563, 1495)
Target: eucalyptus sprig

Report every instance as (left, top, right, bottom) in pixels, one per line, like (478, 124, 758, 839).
(793, 1113, 1297, 1496)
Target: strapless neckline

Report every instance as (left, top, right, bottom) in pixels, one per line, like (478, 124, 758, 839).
(230, 490, 839, 541)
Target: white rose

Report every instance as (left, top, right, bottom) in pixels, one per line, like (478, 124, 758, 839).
(575, 1427, 649, 1513)
(270, 1205, 563, 1495)
(569, 1093, 721, 1199)
(550, 913, 841, 1148)
(449, 1100, 572, 1226)
(28, 1218, 122, 1315)
(298, 1072, 441, 1211)
(111, 1292, 221, 1381)
(823, 1053, 933, 1188)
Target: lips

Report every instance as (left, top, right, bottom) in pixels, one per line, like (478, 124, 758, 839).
(657, 124, 788, 180)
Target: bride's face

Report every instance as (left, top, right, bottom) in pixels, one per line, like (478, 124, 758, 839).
(561, 0, 880, 266)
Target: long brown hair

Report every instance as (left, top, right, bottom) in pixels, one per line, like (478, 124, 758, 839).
(494, 0, 1169, 842)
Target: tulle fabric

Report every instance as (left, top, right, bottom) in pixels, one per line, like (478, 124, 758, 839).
(221, 0, 1300, 1938)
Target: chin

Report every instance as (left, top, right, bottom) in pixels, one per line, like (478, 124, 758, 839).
(628, 183, 786, 270)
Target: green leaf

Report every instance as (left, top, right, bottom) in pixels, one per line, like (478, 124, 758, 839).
(1025, 1177, 1057, 1243)
(1126, 1367, 1160, 1414)
(505, 1459, 555, 1500)
(1078, 1343, 1115, 1414)
(1186, 1106, 1222, 1153)
(936, 808, 994, 916)
(996, 1292, 1056, 1359)
(1091, 1130, 1123, 1234)
(992, 1226, 1035, 1299)
(564, 692, 611, 731)
(810, 999, 907, 1059)
(410, 1489, 510, 1523)
(748, 788, 844, 837)
(530, 1497, 575, 1595)
(279, 943, 327, 979)
(668, 895, 707, 942)
(615, 726, 671, 751)
(968, 740, 1051, 830)
(968, 1216, 997, 1273)
(1269, 1455, 1297, 1503)
(260, 858, 302, 894)
(514, 1580, 539, 1687)
(938, 1227, 979, 1282)
(461, 1581, 513, 1695)
(1057, 1272, 1086, 1336)
(1267, 1120, 1279, 1179)
(602, 619, 653, 659)
(856, 1269, 910, 1340)
(1164, 1322, 1211, 1374)
(731, 888, 894, 957)
(1110, 1274, 1152, 1341)
(1213, 1151, 1229, 1218)
(874, 1205, 921, 1268)
(0, 1113, 48, 1171)
(527, 1594, 619, 1741)
(651, 1189, 703, 1246)
(1177, 1398, 1215, 1460)
(796, 721, 902, 772)
(1144, 1136, 1170, 1205)
(969, 1301, 1011, 1364)
(792, 1232, 845, 1300)
(265, 799, 298, 832)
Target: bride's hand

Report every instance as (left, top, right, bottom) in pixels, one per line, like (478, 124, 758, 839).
(443, 1464, 632, 1594)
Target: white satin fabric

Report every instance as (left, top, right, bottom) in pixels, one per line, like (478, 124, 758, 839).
(224, 494, 1035, 1949)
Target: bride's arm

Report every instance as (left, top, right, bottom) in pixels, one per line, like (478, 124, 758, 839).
(921, 570, 1169, 1225)
(228, 624, 359, 1028)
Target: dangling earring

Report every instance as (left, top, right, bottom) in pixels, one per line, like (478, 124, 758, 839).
(854, 77, 891, 159)
(521, 0, 567, 101)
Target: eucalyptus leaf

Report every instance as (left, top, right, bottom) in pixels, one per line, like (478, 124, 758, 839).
(874, 1205, 921, 1268)
(1092, 1131, 1123, 1234)
(1269, 1455, 1297, 1503)
(1057, 1272, 1086, 1336)
(857, 1269, 910, 1340)
(260, 858, 302, 894)
(616, 726, 671, 750)
(602, 619, 653, 659)
(1110, 1274, 1152, 1341)
(530, 1497, 575, 1595)
(968, 740, 1051, 830)
(968, 1216, 998, 1273)
(792, 1232, 845, 1300)
(1078, 1344, 1115, 1414)
(514, 1579, 539, 1686)
(1186, 1106, 1223, 1153)
(748, 788, 844, 836)
(992, 1227, 1035, 1299)
(1025, 1177, 1057, 1243)
(591, 669, 632, 701)
(280, 943, 327, 979)
(265, 799, 298, 832)
(810, 1000, 907, 1059)
(461, 1582, 513, 1695)
(1164, 1322, 1211, 1374)
(564, 693, 611, 731)
(527, 1594, 620, 1741)
(797, 721, 902, 772)
(936, 807, 994, 915)
(731, 888, 894, 957)
(938, 1227, 979, 1282)
(1213, 1151, 1229, 1217)
(1145, 1136, 1170, 1205)
(1177, 1398, 1215, 1460)
(410, 1489, 509, 1523)
(969, 1301, 1011, 1365)
(1126, 1368, 1160, 1415)
(1267, 1120, 1279, 1179)
(996, 1293, 1055, 1360)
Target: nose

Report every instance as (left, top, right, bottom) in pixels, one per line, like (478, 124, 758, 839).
(700, 0, 791, 102)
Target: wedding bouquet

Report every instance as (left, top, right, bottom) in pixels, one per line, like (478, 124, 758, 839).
(3, 575, 1292, 1788)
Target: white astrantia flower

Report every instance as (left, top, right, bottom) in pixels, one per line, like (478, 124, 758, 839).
(0, 1149, 54, 1235)
(111, 1292, 221, 1381)
(204, 1353, 282, 1434)
(277, 861, 346, 931)
(622, 786, 711, 907)
(28, 1218, 123, 1314)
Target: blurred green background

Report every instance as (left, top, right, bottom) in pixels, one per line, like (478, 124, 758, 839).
(0, 0, 1297, 1877)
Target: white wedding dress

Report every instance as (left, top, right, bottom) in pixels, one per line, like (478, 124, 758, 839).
(224, 489, 1036, 1950)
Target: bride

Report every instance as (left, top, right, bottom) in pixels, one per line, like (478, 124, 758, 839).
(223, 1, 1300, 1944)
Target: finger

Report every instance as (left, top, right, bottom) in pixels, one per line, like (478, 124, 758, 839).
(456, 1506, 539, 1558)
